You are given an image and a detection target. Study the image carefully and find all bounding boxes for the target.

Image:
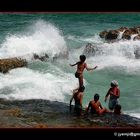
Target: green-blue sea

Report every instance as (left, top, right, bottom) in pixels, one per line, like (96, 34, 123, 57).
(0, 13, 140, 118)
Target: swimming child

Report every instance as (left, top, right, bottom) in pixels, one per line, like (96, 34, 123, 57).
(70, 55, 98, 87)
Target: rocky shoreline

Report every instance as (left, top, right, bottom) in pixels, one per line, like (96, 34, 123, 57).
(0, 98, 140, 128)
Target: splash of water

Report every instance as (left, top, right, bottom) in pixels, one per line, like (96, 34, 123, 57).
(0, 67, 77, 101)
(0, 20, 68, 60)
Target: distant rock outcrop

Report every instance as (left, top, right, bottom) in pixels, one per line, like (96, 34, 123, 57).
(99, 26, 140, 41)
(98, 26, 140, 59)
(0, 57, 27, 73)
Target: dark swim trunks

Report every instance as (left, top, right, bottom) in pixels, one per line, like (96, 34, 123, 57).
(75, 72, 81, 78)
(109, 95, 119, 110)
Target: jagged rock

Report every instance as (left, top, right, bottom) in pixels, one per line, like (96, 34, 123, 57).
(83, 43, 96, 56)
(99, 30, 108, 38)
(33, 51, 69, 62)
(134, 34, 140, 40)
(53, 50, 69, 60)
(122, 34, 131, 40)
(105, 30, 119, 40)
(99, 26, 140, 41)
(33, 53, 49, 61)
(117, 27, 128, 32)
(122, 28, 139, 40)
(0, 57, 27, 73)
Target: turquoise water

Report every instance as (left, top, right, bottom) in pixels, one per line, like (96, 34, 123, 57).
(0, 13, 140, 118)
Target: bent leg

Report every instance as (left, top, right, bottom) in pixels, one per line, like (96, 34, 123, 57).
(99, 108, 109, 115)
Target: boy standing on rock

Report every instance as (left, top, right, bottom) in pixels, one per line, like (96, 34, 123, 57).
(70, 55, 97, 88)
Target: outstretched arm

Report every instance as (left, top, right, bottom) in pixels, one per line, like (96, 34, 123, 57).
(86, 64, 98, 71)
(99, 102, 103, 109)
(69, 62, 78, 67)
(86, 102, 91, 113)
(104, 89, 110, 102)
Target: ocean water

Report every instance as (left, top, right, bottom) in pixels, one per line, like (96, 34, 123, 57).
(0, 13, 140, 118)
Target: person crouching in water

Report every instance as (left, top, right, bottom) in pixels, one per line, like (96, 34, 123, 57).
(104, 80, 120, 112)
(70, 86, 85, 116)
(86, 93, 109, 115)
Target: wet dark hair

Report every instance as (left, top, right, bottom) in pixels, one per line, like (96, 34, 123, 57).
(80, 55, 86, 62)
(94, 93, 99, 100)
(78, 85, 85, 92)
(111, 83, 115, 87)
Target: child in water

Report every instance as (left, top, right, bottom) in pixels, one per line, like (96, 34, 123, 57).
(70, 55, 98, 88)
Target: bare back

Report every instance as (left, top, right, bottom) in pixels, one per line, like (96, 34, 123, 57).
(90, 100, 101, 113)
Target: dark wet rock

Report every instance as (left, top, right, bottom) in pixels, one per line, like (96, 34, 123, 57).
(82, 43, 106, 57)
(122, 30, 131, 40)
(117, 27, 128, 32)
(98, 26, 140, 59)
(105, 30, 119, 40)
(122, 28, 138, 40)
(99, 26, 140, 41)
(134, 34, 140, 40)
(99, 30, 108, 38)
(0, 57, 27, 73)
(83, 43, 96, 56)
(33, 53, 49, 61)
(52, 50, 69, 61)
(0, 50, 69, 73)
(33, 50, 69, 62)
(0, 98, 140, 128)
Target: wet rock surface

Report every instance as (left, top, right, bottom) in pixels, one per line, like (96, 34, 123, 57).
(99, 26, 140, 41)
(0, 57, 27, 73)
(0, 99, 140, 128)
(0, 51, 69, 73)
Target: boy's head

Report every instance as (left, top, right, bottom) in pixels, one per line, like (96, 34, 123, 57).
(94, 93, 99, 101)
(111, 80, 118, 87)
(80, 55, 86, 62)
(78, 85, 85, 92)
